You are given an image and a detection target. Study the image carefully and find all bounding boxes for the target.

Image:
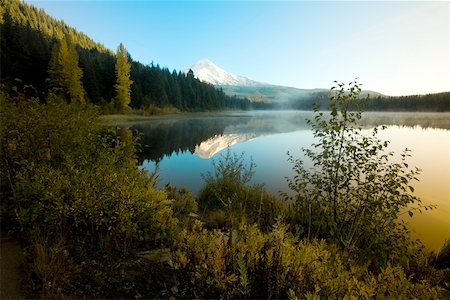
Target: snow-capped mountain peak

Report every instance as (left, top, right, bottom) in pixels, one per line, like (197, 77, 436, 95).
(186, 59, 262, 86)
(194, 133, 256, 159)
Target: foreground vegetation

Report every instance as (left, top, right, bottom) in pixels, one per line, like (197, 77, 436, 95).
(1, 81, 449, 298)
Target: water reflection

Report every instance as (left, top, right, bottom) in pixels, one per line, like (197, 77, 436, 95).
(132, 111, 311, 162)
(132, 111, 450, 162)
(132, 111, 450, 251)
(195, 134, 256, 159)
(132, 116, 245, 162)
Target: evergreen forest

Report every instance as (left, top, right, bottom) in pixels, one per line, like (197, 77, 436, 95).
(1, 0, 251, 112)
(286, 92, 450, 112)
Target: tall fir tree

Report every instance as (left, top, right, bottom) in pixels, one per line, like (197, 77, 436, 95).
(114, 43, 132, 113)
(47, 36, 86, 104)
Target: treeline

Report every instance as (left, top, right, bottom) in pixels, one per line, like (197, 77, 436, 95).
(0, 0, 251, 111)
(286, 92, 450, 112)
(365, 93, 450, 112)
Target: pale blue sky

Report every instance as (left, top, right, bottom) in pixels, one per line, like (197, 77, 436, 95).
(27, 1, 449, 96)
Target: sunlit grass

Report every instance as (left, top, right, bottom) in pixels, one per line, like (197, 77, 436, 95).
(99, 114, 153, 125)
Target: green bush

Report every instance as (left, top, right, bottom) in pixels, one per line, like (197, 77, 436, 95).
(198, 149, 256, 211)
(198, 149, 286, 231)
(165, 185, 198, 225)
(283, 81, 433, 265)
(0, 90, 177, 295)
(1, 93, 176, 251)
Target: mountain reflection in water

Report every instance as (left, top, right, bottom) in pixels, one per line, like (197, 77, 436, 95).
(130, 111, 449, 251)
(131, 111, 450, 163)
(132, 111, 310, 162)
(195, 134, 256, 159)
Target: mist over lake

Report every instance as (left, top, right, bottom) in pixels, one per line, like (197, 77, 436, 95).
(132, 111, 450, 250)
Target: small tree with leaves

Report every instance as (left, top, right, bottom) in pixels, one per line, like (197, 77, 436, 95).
(113, 43, 133, 113)
(284, 81, 433, 264)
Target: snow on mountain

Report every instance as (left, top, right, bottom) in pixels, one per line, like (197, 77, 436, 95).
(194, 133, 256, 159)
(186, 59, 384, 103)
(186, 59, 264, 86)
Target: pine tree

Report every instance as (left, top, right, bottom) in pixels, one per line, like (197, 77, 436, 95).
(47, 36, 86, 104)
(114, 43, 133, 113)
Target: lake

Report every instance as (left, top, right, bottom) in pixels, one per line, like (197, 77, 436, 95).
(129, 111, 449, 251)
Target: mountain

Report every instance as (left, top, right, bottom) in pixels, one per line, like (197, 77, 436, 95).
(186, 60, 329, 103)
(187, 59, 264, 87)
(186, 59, 384, 104)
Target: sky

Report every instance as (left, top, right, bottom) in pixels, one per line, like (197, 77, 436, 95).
(26, 1, 449, 96)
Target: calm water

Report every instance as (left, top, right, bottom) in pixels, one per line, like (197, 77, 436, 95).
(131, 111, 450, 251)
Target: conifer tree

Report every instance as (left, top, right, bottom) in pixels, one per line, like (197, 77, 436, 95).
(47, 36, 86, 104)
(114, 43, 133, 113)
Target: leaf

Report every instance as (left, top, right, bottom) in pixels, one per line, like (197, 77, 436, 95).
(408, 186, 414, 193)
(408, 211, 413, 218)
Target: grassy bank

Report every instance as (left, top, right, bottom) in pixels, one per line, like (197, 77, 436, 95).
(99, 113, 156, 125)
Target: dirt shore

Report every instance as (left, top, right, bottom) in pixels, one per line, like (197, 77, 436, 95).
(0, 231, 27, 299)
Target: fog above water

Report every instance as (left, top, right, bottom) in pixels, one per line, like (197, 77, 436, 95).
(132, 111, 450, 250)
(131, 111, 450, 162)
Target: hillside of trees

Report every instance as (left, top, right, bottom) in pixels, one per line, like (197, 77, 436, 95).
(0, 0, 251, 112)
(285, 91, 450, 111)
(364, 93, 450, 111)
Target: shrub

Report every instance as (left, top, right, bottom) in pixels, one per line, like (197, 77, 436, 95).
(198, 149, 286, 231)
(29, 235, 75, 298)
(1, 95, 176, 250)
(435, 238, 450, 270)
(198, 149, 255, 211)
(0, 90, 177, 295)
(401, 242, 450, 290)
(165, 185, 198, 225)
(283, 81, 433, 265)
(167, 220, 441, 299)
